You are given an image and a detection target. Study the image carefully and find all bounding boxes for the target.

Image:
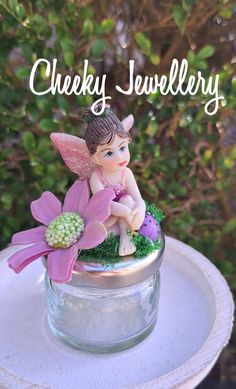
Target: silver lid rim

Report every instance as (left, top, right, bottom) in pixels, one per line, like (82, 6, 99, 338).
(68, 231, 165, 289)
(43, 231, 165, 289)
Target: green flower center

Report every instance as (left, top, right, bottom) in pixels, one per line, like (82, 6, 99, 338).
(45, 212, 84, 248)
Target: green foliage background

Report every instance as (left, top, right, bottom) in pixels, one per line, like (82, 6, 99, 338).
(0, 0, 235, 351)
(0, 1, 235, 267)
(0, 0, 235, 381)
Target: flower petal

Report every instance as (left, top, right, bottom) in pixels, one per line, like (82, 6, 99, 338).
(47, 244, 78, 284)
(83, 188, 115, 223)
(31, 191, 62, 226)
(8, 241, 54, 273)
(77, 221, 107, 250)
(11, 226, 47, 245)
(63, 180, 89, 216)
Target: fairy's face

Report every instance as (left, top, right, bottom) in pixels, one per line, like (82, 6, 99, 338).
(93, 135, 130, 173)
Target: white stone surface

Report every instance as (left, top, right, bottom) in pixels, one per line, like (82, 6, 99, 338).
(0, 236, 234, 389)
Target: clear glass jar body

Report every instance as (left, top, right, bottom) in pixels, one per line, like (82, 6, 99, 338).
(45, 270, 161, 353)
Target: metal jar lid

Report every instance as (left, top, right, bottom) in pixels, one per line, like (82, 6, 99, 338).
(68, 231, 165, 289)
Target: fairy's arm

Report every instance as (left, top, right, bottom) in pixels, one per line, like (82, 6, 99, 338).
(124, 168, 144, 202)
(90, 171, 131, 218)
(90, 171, 104, 192)
(124, 168, 146, 229)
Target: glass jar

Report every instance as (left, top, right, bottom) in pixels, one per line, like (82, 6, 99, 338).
(45, 233, 165, 353)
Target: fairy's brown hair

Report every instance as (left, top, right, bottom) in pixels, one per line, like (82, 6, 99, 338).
(83, 107, 131, 155)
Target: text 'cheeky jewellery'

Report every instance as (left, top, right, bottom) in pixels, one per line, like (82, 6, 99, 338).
(29, 59, 224, 116)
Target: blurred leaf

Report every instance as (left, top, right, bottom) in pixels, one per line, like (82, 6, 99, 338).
(37, 138, 50, 154)
(100, 18, 115, 33)
(8, 0, 18, 11)
(92, 38, 105, 57)
(15, 67, 31, 80)
(219, 8, 232, 18)
(224, 157, 234, 169)
(230, 147, 236, 159)
(197, 45, 215, 59)
(172, 5, 186, 33)
(15, 2, 25, 20)
(224, 219, 236, 233)
(182, 0, 192, 13)
(36, 97, 51, 112)
(8, 0, 25, 20)
(40, 176, 55, 189)
(187, 50, 195, 64)
(57, 96, 68, 115)
(60, 38, 73, 52)
(135, 32, 151, 55)
(26, 103, 40, 122)
(203, 149, 213, 160)
(48, 11, 60, 24)
(150, 54, 160, 65)
(193, 59, 208, 70)
(80, 6, 93, 19)
(39, 119, 58, 131)
(145, 121, 158, 136)
(82, 19, 94, 38)
(1, 193, 13, 211)
(64, 52, 74, 68)
(67, 1, 77, 14)
(23, 131, 36, 152)
(20, 43, 33, 62)
(26, 14, 46, 31)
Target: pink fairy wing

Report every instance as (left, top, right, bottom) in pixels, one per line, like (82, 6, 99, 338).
(50, 133, 96, 180)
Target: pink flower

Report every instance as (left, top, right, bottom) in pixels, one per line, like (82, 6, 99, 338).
(8, 180, 114, 283)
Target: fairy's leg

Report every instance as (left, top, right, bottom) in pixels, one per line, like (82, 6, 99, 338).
(118, 195, 136, 256)
(104, 215, 118, 228)
(107, 223, 120, 236)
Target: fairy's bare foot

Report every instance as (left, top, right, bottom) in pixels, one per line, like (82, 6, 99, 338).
(119, 232, 136, 256)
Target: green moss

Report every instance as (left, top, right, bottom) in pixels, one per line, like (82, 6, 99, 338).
(146, 202, 165, 223)
(79, 203, 164, 265)
(131, 230, 162, 257)
(79, 233, 120, 266)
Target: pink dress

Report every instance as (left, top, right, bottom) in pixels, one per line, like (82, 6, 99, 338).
(96, 167, 127, 202)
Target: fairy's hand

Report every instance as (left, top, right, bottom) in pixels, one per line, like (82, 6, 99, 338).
(124, 212, 135, 229)
(130, 200, 146, 230)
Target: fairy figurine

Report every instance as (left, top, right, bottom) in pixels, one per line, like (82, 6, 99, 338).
(50, 107, 146, 256)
